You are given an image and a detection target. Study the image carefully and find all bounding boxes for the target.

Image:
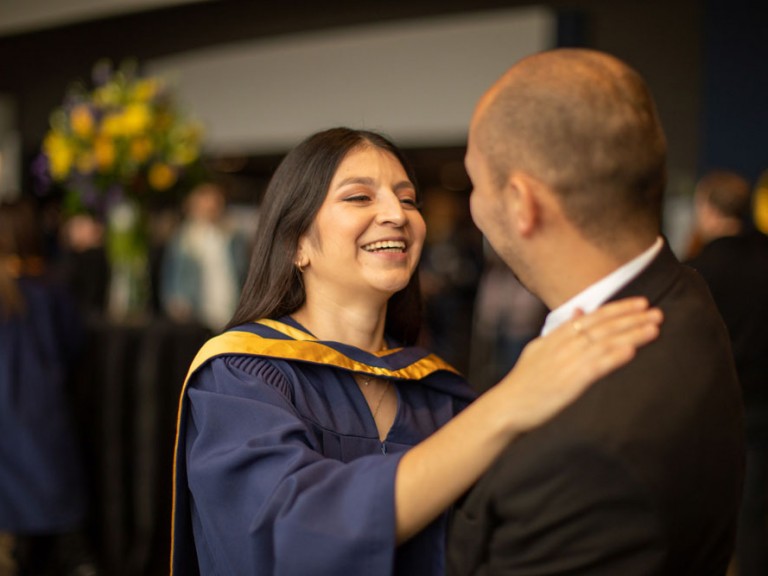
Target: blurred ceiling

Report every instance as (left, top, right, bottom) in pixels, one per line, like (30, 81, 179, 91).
(0, 0, 527, 92)
(0, 0, 527, 145)
(0, 0, 209, 36)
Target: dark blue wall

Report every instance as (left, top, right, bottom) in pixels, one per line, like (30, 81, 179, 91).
(701, 0, 768, 183)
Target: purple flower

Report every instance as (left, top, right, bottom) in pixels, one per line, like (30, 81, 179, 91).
(30, 154, 53, 198)
(92, 59, 113, 86)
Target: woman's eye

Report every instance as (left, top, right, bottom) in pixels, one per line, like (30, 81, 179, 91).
(344, 194, 371, 203)
(400, 197, 420, 208)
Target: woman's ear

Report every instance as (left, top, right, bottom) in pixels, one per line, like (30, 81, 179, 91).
(294, 245, 309, 270)
(293, 236, 309, 272)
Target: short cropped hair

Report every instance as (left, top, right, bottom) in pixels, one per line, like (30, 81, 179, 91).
(696, 170, 752, 221)
(477, 48, 667, 245)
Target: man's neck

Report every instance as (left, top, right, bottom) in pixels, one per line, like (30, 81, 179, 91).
(700, 218, 743, 244)
(533, 232, 652, 307)
(540, 236, 663, 335)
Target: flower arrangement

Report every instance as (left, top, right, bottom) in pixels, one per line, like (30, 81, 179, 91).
(39, 59, 204, 216)
(37, 59, 205, 321)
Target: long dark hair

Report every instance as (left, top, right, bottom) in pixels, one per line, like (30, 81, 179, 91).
(226, 127, 423, 345)
(0, 197, 45, 318)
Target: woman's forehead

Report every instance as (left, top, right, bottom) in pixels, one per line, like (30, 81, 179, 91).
(331, 145, 410, 187)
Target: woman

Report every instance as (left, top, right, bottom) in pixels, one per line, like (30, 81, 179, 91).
(171, 128, 662, 575)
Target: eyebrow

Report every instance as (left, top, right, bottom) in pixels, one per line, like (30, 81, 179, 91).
(335, 177, 415, 191)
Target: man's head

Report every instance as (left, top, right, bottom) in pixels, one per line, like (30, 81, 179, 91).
(466, 48, 667, 296)
(694, 169, 751, 242)
(185, 182, 227, 223)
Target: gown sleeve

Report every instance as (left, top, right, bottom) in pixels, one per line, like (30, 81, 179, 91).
(183, 355, 405, 576)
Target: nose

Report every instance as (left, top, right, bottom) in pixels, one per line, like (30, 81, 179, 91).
(375, 190, 407, 227)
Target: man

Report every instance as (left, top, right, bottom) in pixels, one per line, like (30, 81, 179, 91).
(448, 48, 744, 574)
(686, 170, 768, 576)
(160, 181, 249, 331)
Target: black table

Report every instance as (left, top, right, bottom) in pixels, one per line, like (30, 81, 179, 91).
(72, 316, 211, 576)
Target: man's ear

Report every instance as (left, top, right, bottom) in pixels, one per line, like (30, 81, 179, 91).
(506, 170, 542, 237)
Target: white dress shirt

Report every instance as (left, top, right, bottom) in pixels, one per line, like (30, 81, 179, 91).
(540, 237, 664, 336)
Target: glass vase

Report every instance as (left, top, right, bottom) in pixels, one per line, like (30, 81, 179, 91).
(105, 199, 151, 323)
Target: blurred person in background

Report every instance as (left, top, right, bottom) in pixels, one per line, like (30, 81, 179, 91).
(55, 213, 109, 319)
(160, 181, 249, 332)
(685, 169, 768, 576)
(0, 197, 99, 576)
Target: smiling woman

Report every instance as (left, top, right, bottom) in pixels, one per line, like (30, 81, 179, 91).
(294, 144, 426, 323)
(170, 127, 663, 576)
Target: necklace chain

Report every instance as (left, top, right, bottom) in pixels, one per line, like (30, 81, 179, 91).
(371, 381, 390, 419)
(355, 374, 391, 419)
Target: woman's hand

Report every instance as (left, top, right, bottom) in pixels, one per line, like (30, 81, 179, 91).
(394, 296, 661, 543)
(498, 296, 663, 434)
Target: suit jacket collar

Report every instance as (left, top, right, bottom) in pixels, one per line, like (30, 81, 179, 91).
(608, 239, 682, 306)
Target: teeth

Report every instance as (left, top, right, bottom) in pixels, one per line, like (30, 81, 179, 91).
(362, 240, 407, 252)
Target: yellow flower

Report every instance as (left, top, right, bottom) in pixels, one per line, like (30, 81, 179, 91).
(129, 137, 153, 163)
(122, 103, 152, 135)
(42, 131, 74, 180)
(70, 104, 94, 138)
(101, 113, 124, 137)
(94, 136, 116, 171)
(167, 123, 203, 165)
(148, 162, 177, 190)
(93, 82, 122, 107)
(75, 151, 96, 173)
(131, 78, 159, 102)
(169, 144, 197, 166)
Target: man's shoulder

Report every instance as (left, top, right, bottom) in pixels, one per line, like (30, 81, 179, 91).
(481, 262, 740, 477)
(689, 230, 768, 266)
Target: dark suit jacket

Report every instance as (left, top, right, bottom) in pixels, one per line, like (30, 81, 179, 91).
(686, 230, 768, 406)
(448, 242, 745, 575)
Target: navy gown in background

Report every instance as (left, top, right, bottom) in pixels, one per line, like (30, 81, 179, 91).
(0, 274, 87, 533)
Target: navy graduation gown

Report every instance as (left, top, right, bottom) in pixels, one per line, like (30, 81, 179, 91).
(0, 276, 86, 532)
(172, 317, 476, 575)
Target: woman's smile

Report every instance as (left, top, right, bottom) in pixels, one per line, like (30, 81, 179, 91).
(361, 239, 407, 253)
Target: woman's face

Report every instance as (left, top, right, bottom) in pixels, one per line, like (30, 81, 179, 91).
(297, 145, 426, 303)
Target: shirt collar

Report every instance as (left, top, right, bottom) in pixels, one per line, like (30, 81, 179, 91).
(540, 236, 664, 336)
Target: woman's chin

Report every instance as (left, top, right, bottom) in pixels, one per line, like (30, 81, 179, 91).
(368, 275, 412, 297)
